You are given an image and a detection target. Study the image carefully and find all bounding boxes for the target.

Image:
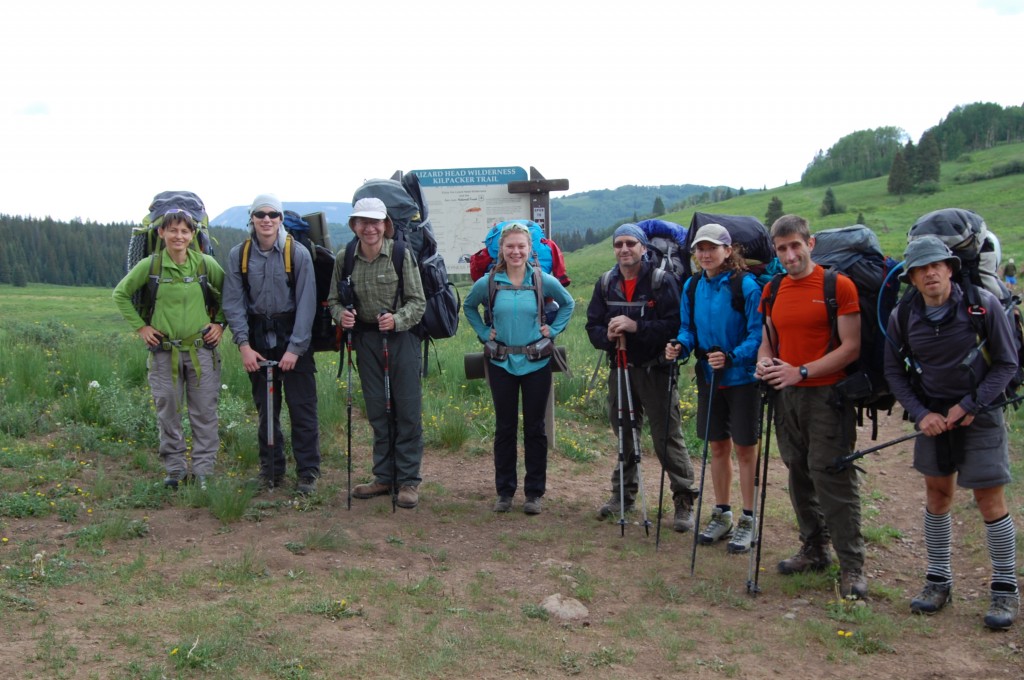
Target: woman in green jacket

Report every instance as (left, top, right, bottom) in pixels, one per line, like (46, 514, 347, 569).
(113, 210, 226, 489)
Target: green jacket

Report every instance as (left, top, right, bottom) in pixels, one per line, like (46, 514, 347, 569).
(113, 249, 225, 339)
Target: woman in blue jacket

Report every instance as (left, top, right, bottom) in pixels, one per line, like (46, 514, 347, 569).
(666, 224, 763, 553)
(464, 222, 575, 515)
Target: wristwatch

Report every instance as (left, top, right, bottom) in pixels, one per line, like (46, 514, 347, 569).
(798, 365, 809, 381)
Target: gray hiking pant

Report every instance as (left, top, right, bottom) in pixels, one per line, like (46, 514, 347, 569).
(353, 329, 424, 487)
(606, 363, 696, 505)
(148, 347, 221, 477)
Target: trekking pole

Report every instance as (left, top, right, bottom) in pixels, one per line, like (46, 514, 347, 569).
(748, 383, 775, 594)
(747, 382, 771, 595)
(690, 353, 719, 577)
(656, 344, 682, 551)
(826, 392, 1024, 473)
(344, 314, 354, 511)
(258, 360, 279, 491)
(620, 341, 652, 536)
(615, 339, 628, 537)
(380, 313, 397, 513)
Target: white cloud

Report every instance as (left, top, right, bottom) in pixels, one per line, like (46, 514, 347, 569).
(1, 0, 1021, 223)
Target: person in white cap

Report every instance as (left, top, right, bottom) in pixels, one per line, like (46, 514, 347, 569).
(328, 197, 426, 509)
(885, 235, 1019, 629)
(666, 223, 763, 554)
(222, 193, 321, 495)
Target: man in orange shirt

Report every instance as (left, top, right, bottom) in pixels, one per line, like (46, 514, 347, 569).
(756, 215, 867, 599)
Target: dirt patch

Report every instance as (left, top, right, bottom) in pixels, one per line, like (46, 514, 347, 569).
(2, 412, 1023, 678)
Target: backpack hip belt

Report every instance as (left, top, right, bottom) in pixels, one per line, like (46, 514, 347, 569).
(148, 330, 209, 388)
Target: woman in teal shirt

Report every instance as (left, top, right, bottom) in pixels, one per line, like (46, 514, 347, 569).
(113, 210, 225, 489)
(463, 222, 574, 515)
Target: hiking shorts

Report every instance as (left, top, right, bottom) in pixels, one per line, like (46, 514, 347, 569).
(914, 408, 1011, 489)
(695, 375, 760, 446)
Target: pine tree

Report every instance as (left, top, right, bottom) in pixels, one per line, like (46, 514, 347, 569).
(12, 264, 28, 287)
(887, 150, 912, 196)
(819, 188, 842, 216)
(857, 211, 866, 226)
(652, 197, 666, 216)
(765, 196, 784, 227)
(916, 130, 941, 184)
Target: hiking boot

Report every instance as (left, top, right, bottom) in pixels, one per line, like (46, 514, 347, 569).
(698, 508, 733, 544)
(984, 588, 1019, 630)
(493, 496, 513, 513)
(250, 474, 284, 492)
(777, 541, 832, 575)
(727, 514, 755, 554)
(396, 485, 419, 509)
(597, 496, 634, 519)
(840, 568, 868, 599)
(196, 475, 209, 492)
(353, 481, 392, 499)
(910, 579, 952, 614)
(162, 475, 182, 490)
(523, 497, 543, 515)
(296, 477, 317, 496)
(673, 502, 695, 533)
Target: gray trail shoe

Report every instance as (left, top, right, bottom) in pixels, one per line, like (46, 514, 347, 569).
(698, 508, 733, 545)
(673, 502, 695, 533)
(984, 588, 1019, 630)
(727, 514, 755, 554)
(523, 497, 543, 515)
(910, 579, 952, 614)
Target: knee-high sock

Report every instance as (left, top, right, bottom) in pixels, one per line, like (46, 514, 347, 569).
(985, 513, 1018, 593)
(924, 510, 953, 585)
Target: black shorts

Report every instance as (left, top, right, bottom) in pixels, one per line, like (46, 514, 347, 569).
(695, 375, 760, 446)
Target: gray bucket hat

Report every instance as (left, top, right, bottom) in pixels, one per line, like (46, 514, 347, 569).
(900, 235, 961, 283)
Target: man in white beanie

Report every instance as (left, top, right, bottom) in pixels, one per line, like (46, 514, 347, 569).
(222, 193, 322, 494)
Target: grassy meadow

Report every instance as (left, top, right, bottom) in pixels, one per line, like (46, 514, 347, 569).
(1, 142, 1024, 678)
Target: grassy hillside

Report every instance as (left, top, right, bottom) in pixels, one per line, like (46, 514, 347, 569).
(649, 142, 1024, 262)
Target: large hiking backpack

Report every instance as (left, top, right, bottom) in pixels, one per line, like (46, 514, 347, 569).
(286, 210, 339, 353)
(908, 208, 1009, 302)
(126, 191, 217, 324)
(904, 209, 1024, 400)
(764, 224, 898, 438)
(352, 175, 460, 341)
(685, 212, 774, 279)
(636, 219, 688, 289)
(468, 219, 571, 287)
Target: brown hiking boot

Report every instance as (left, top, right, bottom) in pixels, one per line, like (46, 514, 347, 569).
(673, 500, 695, 533)
(840, 568, 868, 599)
(777, 541, 832, 575)
(597, 495, 635, 519)
(396, 485, 419, 509)
(353, 481, 392, 499)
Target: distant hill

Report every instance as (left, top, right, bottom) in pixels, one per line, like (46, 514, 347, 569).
(550, 184, 730, 235)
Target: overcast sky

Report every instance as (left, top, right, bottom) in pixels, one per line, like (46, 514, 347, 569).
(2, 0, 1021, 224)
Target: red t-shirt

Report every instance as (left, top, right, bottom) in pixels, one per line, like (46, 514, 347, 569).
(622, 277, 637, 302)
(759, 265, 859, 387)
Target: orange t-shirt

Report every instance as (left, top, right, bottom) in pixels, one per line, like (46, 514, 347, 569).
(759, 265, 859, 387)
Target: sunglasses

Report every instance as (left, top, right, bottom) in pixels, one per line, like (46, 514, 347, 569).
(252, 211, 282, 220)
(613, 240, 640, 249)
(502, 223, 529, 233)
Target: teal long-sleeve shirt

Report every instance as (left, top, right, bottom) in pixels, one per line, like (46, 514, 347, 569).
(463, 265, 575, 376)
(113, 249, 224, 339)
